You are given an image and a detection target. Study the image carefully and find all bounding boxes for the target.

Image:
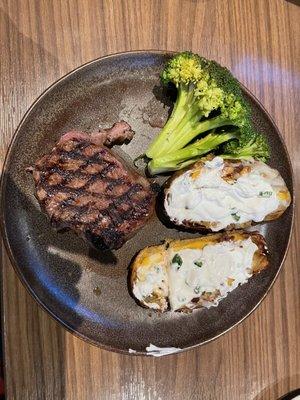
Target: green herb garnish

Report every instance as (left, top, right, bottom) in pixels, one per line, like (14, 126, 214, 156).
(194, 286, 201, 294)
(194, 260, 203, 268)
(172, 253, 183, 266)
(258, 191, 272, 198)
(231, 212, 240, 222)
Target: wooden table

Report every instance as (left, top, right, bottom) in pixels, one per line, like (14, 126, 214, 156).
(1, 1, 299, 399)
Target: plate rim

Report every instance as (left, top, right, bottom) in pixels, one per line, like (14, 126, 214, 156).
(0, 50, 295, 356)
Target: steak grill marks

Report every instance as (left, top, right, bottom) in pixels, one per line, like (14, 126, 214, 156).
(33, 137, 155, 249)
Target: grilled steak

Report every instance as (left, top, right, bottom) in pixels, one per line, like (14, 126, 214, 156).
(29, 122, 156, 250)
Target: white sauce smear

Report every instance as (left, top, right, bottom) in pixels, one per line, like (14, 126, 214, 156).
(165, 157, 284, 231)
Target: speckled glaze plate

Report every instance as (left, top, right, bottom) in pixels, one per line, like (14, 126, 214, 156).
(0, 51, 294, 356)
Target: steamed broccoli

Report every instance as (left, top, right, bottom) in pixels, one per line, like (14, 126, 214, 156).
(221, 125, 270, 162)
(148, 130, 238, 174)
(146, 52, 251, 159)
(148, 125, 270, 175)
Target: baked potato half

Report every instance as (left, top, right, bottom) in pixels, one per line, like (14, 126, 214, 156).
(164, 156, 291, 232)
(131, 244, 169, 311)
(130, 230, 268, 312)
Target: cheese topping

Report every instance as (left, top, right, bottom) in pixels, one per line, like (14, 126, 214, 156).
(168, 237, 257, 310)
(165, 157, 289, 231)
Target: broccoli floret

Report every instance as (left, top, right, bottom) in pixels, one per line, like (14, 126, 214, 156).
(146, 52, 226, 159)
(160, 51, 204, 87)
(166, 61, 251, 154)
(146, 52, 252, 160)
(145, 52, 270, 174)
(221, 126, 270, 162)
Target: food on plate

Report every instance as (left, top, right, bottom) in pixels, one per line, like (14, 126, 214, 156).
(148, 125, 269, 175)
(164, 156, 291, 231)
(98, 120, 135, 146)
(145, 51, 270, 175)
(131, 244, 169, 311)
(28, 122, 156, 250)
(130, 230, 268, 312)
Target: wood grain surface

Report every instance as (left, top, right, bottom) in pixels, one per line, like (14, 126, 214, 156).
(0, 0, 299, 399)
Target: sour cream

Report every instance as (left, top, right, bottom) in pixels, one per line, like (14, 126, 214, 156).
(165, 157, 289, 231)
(168, 237, 257, 310)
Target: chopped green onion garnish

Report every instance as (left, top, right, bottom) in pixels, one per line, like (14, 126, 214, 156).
(172, 253, 183, 266)
(194, 260, 203, 268)
(194, 286, 201, 294)
(258, 191, 272, 198)
(231, 212, 240, 222)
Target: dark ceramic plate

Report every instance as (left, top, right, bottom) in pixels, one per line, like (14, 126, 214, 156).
(0, 51, 294, 356)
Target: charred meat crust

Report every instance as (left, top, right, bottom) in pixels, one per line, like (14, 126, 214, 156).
(29, 127, 155, 250)
(58, 121, 135, 147)
(98, 120, 135, 146)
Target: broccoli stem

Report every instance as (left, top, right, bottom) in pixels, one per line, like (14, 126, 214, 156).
(148, 157, 198, 175)
(146, 85, 197, 158)
(148, 132, 236, 175)
(220, 154, 253, 160)
(148, 105, 234, 159)
(163, 86, 190, 129)
(166, 114, 233, 153)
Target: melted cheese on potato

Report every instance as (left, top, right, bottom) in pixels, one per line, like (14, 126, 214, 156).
(165, 157, 290, 231)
